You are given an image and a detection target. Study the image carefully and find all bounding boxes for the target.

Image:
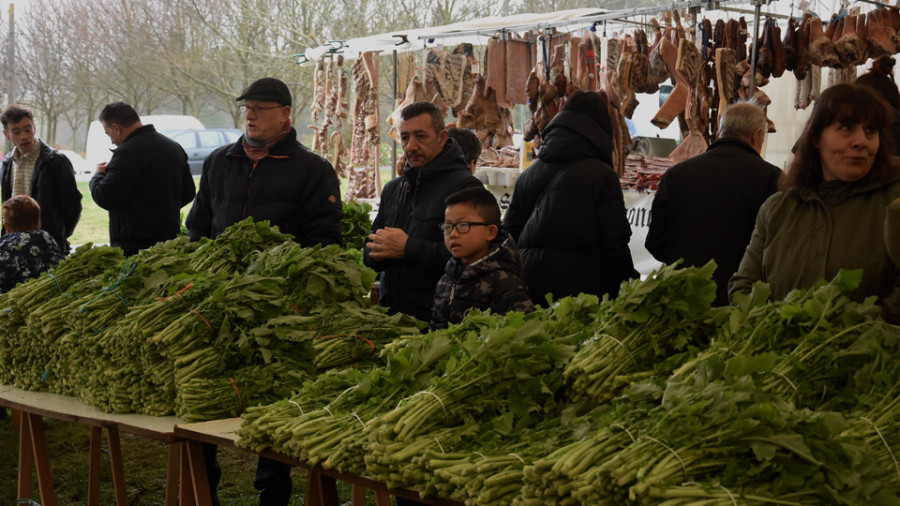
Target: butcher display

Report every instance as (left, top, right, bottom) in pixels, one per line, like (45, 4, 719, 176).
(309, 55, 350, 178)
(306, 3, 900, 199)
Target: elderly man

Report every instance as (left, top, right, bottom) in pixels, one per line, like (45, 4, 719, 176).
(365, 101, 483, 323)
(1, 105, 82, 252)
(186, 77, 342, 245)
(187, 77, 342, 506)
(90, 102, 196, 255)
(645, 101, 781, 305)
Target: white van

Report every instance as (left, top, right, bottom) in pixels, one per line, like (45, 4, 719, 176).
(85, 115, 204, 169)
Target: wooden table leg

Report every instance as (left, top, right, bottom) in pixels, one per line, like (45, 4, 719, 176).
(185, 441, 212, 505)
(351, 483, 367, 506)
(17, 409, 33, 501)
(107, 426, 129, 505)
(320, 474, 339, 506)
(306, 471, 339, 506)
(179, 443, 195, 506)
(374, 487, 392, 506)
(26, 413, 57, 506)
(306, 469, 323, 506)
(87, 426, 102, 506)
(164, 441, 180, 506)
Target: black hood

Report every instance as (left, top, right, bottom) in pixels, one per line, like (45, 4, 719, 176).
(537, 110, 615, 167)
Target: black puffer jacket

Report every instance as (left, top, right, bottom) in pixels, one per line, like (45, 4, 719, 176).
(91, 125, 196, 255)
(364, 138, 483, 322)
(430, 231, 534, 329)
(2, 142, 82, 251)
(504, 110, 636, 304)
(186, 128, 342, 247)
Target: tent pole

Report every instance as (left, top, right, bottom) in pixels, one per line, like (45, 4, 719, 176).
(392, 49, 398, 179)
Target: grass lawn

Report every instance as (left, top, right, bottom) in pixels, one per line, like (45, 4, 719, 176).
(69, 170, 392, 246)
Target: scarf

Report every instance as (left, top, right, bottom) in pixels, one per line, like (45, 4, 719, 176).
(242, 118, 292, 163)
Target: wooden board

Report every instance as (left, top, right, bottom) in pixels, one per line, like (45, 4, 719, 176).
(0, 384, 181, 442)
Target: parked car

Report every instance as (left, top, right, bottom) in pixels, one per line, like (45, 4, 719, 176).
(163, 128, 243, 174)
(86, 115, 205, 169)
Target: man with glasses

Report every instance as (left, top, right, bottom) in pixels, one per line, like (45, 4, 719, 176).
(365, 101, 482, 324)
(186, 77, 341, 506)
(186, 77, 342, 247)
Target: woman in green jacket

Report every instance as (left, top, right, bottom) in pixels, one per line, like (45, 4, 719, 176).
(729, 83, 900, 321)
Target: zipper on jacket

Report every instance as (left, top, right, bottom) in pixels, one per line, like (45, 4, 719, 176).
(243, 159, 259, 219)
(240, 154, 292, 220)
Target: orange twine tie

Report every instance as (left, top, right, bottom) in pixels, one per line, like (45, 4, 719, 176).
(228, 377, 242, 414)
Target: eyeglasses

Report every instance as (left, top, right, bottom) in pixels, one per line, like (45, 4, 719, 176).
(439, 221, 492, 235)
(239, 104, 286, 115)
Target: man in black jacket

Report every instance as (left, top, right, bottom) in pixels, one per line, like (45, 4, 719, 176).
(186, 77, 342, 506)
(2, 105, 82, 252)
(90, 102, 196, 255)
(186, 78, 342, 246)
(365, 101, 483, 323)
(645, 102, 782, 305)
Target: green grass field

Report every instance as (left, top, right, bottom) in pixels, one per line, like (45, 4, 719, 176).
(69, 171, 391, 246)
(68, 180, 197, 247)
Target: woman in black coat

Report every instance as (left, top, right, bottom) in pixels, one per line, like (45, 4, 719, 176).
(504, 91, 636, 304)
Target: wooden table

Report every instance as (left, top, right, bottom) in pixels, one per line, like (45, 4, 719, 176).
(0, 384, 185, 506)
(175, 418, 465, 506)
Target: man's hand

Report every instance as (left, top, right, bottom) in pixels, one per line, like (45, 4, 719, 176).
(96, 162, 108, 175)
(366, 227, 408, 261)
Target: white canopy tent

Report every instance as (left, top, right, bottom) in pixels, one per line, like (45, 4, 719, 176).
(300, 0, 895, 169)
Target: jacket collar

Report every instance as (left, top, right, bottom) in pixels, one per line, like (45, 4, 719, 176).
(226, 127, 299, 158)
(121, 124, 156, 145)
(444, 230, 523, 279)
(799, 172, 900, 203)
(707, 137, 761, 158)
(402, 137, 468, 183)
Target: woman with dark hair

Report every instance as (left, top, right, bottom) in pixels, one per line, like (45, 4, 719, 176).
(504, 90, 636, 304)
(729, 83, 900, 320)
(0, 195, 64, 293)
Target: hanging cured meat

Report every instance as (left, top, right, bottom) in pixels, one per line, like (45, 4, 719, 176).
(387, 75, 427, 142)
(312, 58, 327, 123)
(484, 39, 510, 108)
(651, 28, 689, 129)
(505, 39, 532, 105)
(866, 9, 895, 59)
(808, 15, 840, 67)
(648, 19, 670, 87)
(346, 52, 380, 201)
(715, 48, 736, 123)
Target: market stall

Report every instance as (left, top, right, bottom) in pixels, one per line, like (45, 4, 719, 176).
(300, 0, 873, 274)
(6, 1, 900, 504)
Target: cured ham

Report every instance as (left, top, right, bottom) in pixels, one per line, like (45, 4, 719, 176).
(346, 52, 380, 201)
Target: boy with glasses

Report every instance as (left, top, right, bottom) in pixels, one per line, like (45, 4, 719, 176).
(430, 186, 533, 329)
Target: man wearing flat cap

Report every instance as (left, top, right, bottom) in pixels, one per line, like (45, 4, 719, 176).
(186, 77, 342, 506)
(186, 76, 342, 246)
